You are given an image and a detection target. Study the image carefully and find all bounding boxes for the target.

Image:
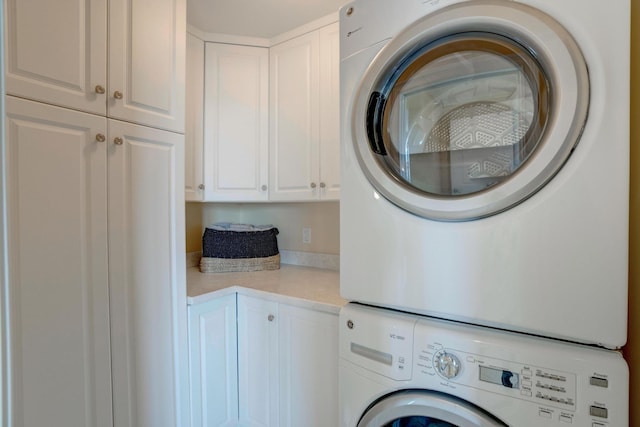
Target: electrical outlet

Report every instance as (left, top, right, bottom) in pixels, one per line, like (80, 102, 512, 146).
(303, 227, 312, 244)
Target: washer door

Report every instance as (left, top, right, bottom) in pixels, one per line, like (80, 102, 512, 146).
(352, 0, 589, 221)
(357, 390, 507, 427)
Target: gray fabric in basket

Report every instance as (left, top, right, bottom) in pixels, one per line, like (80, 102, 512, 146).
(202, 227, 279, 259)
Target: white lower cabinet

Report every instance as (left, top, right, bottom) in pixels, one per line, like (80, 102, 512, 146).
(188, 294, 239, 427)
(188, 293, 339, 427)
(237, 295, 280, 427)
(277, 304, 339, 427)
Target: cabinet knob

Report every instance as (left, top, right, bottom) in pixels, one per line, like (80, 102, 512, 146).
(113, 90, 123, 100)
(267, 314, 275, 322)
(95, 85, 106, 94)
(310, 182, 317, 189)
(113, 137, 124, 146)
(261, 185, 268, 191)
(319, 182, 326, 189)
(95, 133, 106, 142)
(198, 184, 205, 190)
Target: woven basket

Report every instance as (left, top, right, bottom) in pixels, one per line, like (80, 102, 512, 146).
(200, 225, 280, 273)
(200, 253, 280, 273)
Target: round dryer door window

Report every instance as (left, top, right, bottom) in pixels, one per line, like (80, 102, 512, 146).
(357, 391, 507, 427)
(352, 0, 589, 221)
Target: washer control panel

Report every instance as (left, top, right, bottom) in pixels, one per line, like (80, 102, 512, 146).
(417, 340, 578, 412)
(340, 303, 628, 426)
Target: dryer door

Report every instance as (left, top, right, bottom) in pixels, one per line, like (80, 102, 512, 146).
(352, 0, 588, 221)
(357, 390, 507, 427)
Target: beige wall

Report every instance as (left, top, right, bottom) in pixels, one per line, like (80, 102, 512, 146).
(185, 201, 340, 255)
(626, 0, 639, 423)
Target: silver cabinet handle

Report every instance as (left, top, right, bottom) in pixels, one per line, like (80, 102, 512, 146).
(261, 185, 267, 191)
(310, 182, 317, 189)
(268, 314, 275, 322)
(113, 90, 123, 100)
(319, 182, 326, 189)
(113, 137, 124, 146)
(95, 133, 106, 142)
(198, 184, 205, 190)
(95, 85, 106, 94)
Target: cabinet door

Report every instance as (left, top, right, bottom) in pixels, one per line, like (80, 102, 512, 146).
(188, 295, 238, 427)
(5, 0, 108, 115)
(185, 33, 205, 201)
(107, 120, 188, 427)
(278, 305, 339, 427)
(318, 22, 341, 200)
(269, 31, 320, 201)
(237, 295, 279, 427)
(109, 0, 186, 133)
(204, 43, 269, 201)
(5, 96, 112, 427)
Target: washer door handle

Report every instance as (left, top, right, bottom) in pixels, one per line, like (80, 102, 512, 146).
(366, 91, 387, 155)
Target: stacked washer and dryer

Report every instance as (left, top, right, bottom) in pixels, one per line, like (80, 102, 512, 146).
(338, 0, 630, 426)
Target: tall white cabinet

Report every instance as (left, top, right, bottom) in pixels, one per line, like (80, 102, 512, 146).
(3, 1, 188, 426)
(5, 98, 113, 427)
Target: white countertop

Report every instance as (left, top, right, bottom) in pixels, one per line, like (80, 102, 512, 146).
(187, 264, 346, 313)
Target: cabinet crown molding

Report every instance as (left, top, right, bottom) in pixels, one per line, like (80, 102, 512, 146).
(188, 12, 338, 47)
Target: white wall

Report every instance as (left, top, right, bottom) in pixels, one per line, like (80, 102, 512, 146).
(186, 202, 340, 255)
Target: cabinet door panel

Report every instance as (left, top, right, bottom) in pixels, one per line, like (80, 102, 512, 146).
(318, 22, 341, 200)
(5, 0, 108, 115)
(278, 304, 339, 427)
(204, 43, 269, 201)
(237, 295, 279, 427)
(5, 96, 112, 427)
(188, 295, 238, 427)
(108, 120, 188, 427)
(185, 33, 205, 201)
(109, 0, 185, 132)
(269, 32, 320, 201)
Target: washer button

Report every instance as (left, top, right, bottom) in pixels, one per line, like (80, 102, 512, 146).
(589, 406, 608, 419)
(559, 414, 572, 423)
(590, 376, 609, 388)
(539, 409, 552, 419)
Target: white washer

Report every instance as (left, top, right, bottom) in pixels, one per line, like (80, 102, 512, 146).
(339, 0, 629, 348)
(339, 303, 629, 427)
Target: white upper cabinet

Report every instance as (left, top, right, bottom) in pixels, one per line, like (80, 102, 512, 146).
(185, 21, 340, 202)
(5, 0, 185, 133)
(109, 0, 185, 132)
(5, 0, 108, 115)
(269, 22, 340, 201)
(185, 33, 205, 201)
(269, 30, 320, 201)
(203, 42, 269, 201)
(317, 23, 341, 201)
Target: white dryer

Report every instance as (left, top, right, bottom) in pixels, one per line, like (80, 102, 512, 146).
(339, 0, 629, 348)
(339, 303, 629, 427)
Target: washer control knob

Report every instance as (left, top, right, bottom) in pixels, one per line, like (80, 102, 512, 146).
(434, 351, 461, 379)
